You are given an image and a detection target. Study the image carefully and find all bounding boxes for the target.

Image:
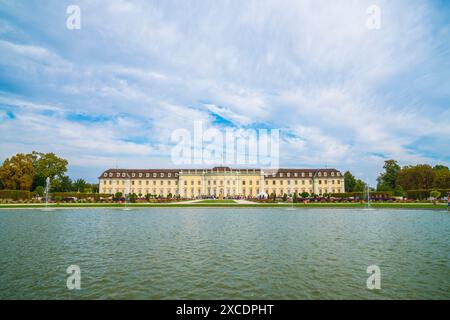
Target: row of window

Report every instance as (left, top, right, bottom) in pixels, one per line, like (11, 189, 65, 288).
(103, 171, 342, 179)
(104, 172, 179, 178)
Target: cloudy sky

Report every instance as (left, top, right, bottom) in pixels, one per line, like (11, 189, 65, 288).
(0, 0, 449, 184)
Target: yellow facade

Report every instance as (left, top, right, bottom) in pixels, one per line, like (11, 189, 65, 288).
(99, 167, 345, 198)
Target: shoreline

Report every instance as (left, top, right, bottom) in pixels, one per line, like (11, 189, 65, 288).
(0, 202, 448, 210)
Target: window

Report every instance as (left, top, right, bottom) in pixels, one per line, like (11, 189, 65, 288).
(132, 173, 135, 178)
(153, 173, 157, 178)
(139, 173, 142, 178)
(104, 173, 107, 177)
(168, 173, 171, 178)
(161, 173, 164, 178)
(146, 173, 150, 178)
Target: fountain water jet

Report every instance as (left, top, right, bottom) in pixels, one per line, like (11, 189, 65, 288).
(42, 177, 54, 211)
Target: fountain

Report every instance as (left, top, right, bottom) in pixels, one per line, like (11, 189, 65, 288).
(286, 179, 296, 211)
(42, 177, 54, 211)
(363, 178, 374, 211)
(123, 175, 132, 211)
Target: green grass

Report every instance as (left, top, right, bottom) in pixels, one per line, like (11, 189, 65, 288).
(0, 202, 448, 210)
(196, 200, 236, 203)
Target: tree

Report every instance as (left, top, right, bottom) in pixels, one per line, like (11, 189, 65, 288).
(301, 192, 309, 198)
(0, 153, 35, 190)
(353, 179, 367, 192)
(432, 166, 450, 189)
(430, 190, 441, 205)
(433, 165, 449, 171)
(377, 160, 401, 191)
(344, 171, 356, 192)
(72, 179, 88, 192)
(114, 192, 123, 199)
(34, 186, 45, 197)
(51, 175, 72, 192)
(28, 151, 68, 190)
(396, 164, 434, 190)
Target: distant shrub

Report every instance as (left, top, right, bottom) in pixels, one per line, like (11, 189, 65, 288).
(0, 190, 32, 200)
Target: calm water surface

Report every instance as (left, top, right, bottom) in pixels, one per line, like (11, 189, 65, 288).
(0, 208, 448, 299)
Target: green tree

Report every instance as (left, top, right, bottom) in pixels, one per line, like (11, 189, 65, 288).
(430, 190, 441, 205)
(432, 166, 450, 189)
(301, 192, 309, 198)
(51, 175, 72, 192)
(72, 179, 88, 192)
(0, 153, 35, 190)
(433, 165, 449, 171)
(28, 152, 68, 190)
(396, 164, 434, 190)
(34, 186, 45, 197)
(377, 160, 401, 191)
(114, 192, 123, 199)
(353, 179, 367, 192)
(344, 171, 356, 192)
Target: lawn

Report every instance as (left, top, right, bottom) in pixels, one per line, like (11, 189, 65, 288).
(196, 200, 237, 203)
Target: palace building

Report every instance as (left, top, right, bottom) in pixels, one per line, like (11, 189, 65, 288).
(99, 167, 345, 198)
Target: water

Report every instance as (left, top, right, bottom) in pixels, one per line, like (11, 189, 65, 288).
(0, 208, 448, 299)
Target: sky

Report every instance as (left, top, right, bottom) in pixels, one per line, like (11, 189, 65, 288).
(0, 0, 449, 184)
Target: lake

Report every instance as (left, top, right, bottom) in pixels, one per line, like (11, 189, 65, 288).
(0, 208, 448, 299)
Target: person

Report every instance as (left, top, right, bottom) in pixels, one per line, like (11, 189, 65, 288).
(446, 192, 450, 209)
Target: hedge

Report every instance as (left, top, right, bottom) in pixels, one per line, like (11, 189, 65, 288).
(329, 191, 393, 199)
(50, 192, 112, 200)
(405, 189, 450, 200)
(0, 190, 32, 200)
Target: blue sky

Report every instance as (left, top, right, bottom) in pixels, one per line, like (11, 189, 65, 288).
(0, 0, 449, 184)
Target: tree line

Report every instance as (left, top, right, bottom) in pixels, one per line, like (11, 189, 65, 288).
(344, 160, 450, 196)
(0, 152, 98, 196)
